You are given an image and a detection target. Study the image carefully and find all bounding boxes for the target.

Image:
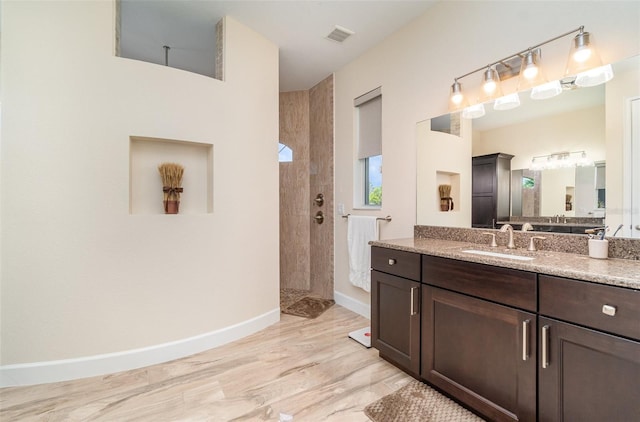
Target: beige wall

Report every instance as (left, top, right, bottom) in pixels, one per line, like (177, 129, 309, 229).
(1, 1, 279, 367)
(334, 1, 640, 310)
(605, 62, 640, 237)
(473, 106, 606, 171)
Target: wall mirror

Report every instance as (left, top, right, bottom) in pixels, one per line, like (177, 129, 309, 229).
(417, 54, 640, 237)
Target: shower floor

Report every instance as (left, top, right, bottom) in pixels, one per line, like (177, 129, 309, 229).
(279, 288, 310, 310)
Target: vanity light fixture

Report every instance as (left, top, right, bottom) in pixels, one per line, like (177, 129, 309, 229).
(448, 25, 612, 113)
(449, 80, 467, 111)
(481, 66, 502, 101)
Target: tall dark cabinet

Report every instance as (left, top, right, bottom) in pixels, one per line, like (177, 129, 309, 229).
(472, 153, 513, 228)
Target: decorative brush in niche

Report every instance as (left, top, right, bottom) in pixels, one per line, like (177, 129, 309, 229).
(158, 162, 184, 214)
(439, 184, 454, 211)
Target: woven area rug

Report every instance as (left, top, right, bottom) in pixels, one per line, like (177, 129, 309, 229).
(281, 296, 335, 319)
(365, 380, 485, 422)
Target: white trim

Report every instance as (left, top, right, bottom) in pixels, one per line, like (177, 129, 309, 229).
(623, 96, 640, 238)
(334, 290, 371, 319)
(0, 308, 280, 387)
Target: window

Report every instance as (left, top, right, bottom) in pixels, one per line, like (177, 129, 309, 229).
(355, 88, 382, 206)
(278, 142, 293, 162)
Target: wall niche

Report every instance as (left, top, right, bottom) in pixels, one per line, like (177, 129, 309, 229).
(129, 136, 213, 215)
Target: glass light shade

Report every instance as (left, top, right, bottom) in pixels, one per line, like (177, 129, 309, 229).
(449, 81, 467, 111)
(517, 50, 547, 92)
(481, 67, 502, 100)
(575, 151, 594, 167)
(575, 64, 614, 87)
(493, 93, 521, 110)
(566, 31, 603, 76)
(461, 103, 486, 119)
(531, 80, 563, 100)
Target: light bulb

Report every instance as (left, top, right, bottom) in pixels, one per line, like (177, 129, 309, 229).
(450, 81, 464, 107)
(523, 65, 539, 80)
(573, 47, 592, 63)
(483, 80, 497, 94)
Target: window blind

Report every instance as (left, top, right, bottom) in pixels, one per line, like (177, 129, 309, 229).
(355, 88, 382, 160)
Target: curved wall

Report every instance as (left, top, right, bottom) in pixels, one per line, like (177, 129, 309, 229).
(0, 1, 280, 385)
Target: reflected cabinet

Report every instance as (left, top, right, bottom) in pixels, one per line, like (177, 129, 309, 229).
(472, 153, 513, 228)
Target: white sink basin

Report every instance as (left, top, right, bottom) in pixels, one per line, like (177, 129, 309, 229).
(462, 249, 535, 261)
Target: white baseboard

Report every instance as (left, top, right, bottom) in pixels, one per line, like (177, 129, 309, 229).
(0, 308, 280, 387)
(334, 291, 371, 319)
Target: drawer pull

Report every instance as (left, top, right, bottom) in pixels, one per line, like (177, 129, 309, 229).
(602, 304, 617, 316)
(522, 320, 530, 361)
(388, 258, 396, 266)
(410, 287, 418, 316)
(542, 325, 550, 369)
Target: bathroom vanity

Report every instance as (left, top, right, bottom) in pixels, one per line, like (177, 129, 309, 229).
(371, 236, 640, 422)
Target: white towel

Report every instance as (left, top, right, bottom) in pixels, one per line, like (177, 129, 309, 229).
(347, 216, 378, 292)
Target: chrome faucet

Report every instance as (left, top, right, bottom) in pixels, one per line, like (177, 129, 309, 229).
(521, 222, 534, 231)
(499, 224, 516, 249)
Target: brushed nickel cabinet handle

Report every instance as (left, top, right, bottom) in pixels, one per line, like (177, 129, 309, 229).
(602, 304, 617, 316)
(410, 287, 418, 316)
(522, 320, 530, 361)
(542, 325, 550, 369)
(388, 258, 396, 266)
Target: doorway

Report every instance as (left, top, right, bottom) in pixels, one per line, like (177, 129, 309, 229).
(279, 75, 335, 308)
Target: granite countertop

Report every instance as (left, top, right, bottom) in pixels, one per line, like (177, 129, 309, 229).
(497, 220, 601, 228)
(370, 237, 640, 290)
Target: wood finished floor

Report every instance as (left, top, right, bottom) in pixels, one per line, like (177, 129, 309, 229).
(0, 305, 412, 421)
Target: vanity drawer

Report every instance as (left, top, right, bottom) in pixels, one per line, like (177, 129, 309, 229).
(422, 255, 537, 312)
(539, 275, 640, 340)
(371, 246, 421, 281)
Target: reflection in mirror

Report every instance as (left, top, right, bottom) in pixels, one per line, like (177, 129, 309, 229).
(417, 55, 640, 238)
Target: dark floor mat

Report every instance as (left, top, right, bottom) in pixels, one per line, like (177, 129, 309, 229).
(282, 296, 335, 319)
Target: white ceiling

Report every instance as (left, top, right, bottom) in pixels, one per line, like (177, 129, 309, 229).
(119, 0, 438, 92)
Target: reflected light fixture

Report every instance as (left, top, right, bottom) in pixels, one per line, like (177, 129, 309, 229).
(449, 25, 612, 113)
(462, 103, 485, 119)
(494, 93, 521, 111)
(575, 63, 614, 87)
(530, 151, 594, 171)
(531, 80, 563, 100)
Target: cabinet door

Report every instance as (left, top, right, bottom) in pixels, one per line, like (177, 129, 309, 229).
(371, 270, 420, 375)
(422, 286, 536, 422)
(539, 317, 640, 421)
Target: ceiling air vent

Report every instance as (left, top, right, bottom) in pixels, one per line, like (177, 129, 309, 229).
(326, 25, 354, 43)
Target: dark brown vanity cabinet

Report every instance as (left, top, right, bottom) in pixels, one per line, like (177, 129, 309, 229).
(538, 275, 640, 421)
(421, 256, 537, 422)
(472, 153, 513, 228)
(371, 246, 421, 376)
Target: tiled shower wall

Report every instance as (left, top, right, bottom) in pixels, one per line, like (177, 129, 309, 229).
(309, 75, 334, 299)
(280, 90, 311, 291)
(279, 75, 334, 298)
